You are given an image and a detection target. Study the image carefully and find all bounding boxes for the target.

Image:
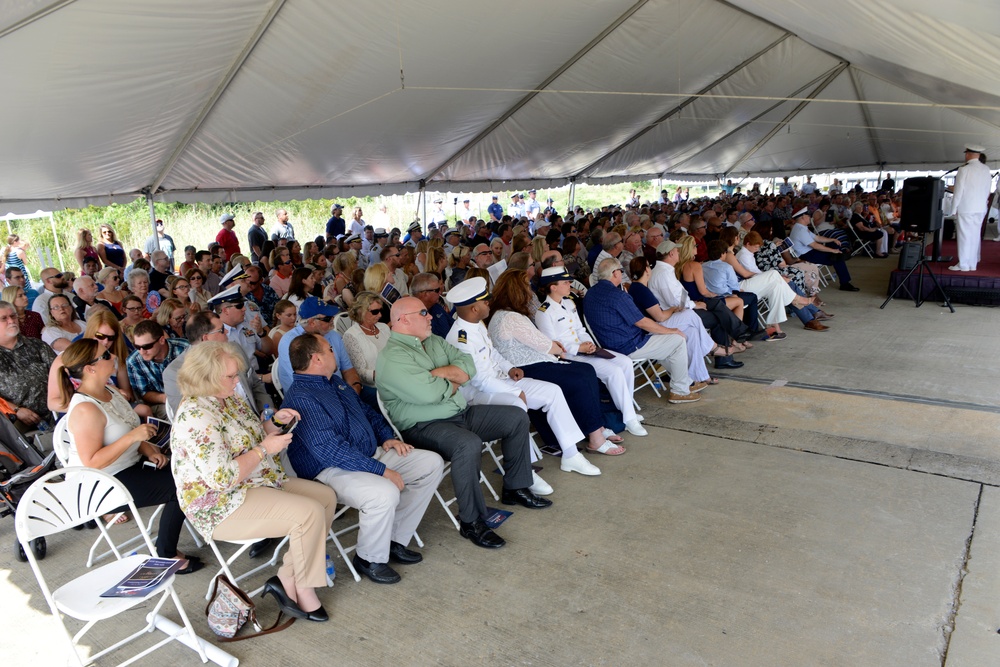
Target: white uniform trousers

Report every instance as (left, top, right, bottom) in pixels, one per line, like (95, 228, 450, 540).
(739, 270, 796, 325)
(629, 333, 692, 396)
(664, 308, 713, 383)
(464, 377, 584, 459)
(565, 351, 638, 421)
(956, 211, 984, 270)
(315, 448, 444, 564)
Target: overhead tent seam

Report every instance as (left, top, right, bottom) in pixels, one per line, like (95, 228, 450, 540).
(420, 0, 653, 184)
(571, 33, 794, 181)
(726, 63, 849, 174)
(666, 66, 843, 176)
(848, 68, 882, 165)
(0, 0, 77, 40)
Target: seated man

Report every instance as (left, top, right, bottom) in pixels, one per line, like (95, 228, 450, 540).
(71, 275, 113, 321)
(788, 207, 859, 292)
(275, 297, 360, 395)
(282, 333, 445, 584)
(0, 301, 56, 431)
(583, 258, 703, 405)
(126, 320, 189, 419)
(410, 272, 454, 339)
(446, 277, 599, 479)
(376, 296, 551, 549)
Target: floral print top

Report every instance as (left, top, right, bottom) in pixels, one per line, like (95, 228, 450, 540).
(170, 394, 285, 538)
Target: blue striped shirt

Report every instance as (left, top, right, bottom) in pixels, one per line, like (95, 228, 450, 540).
(582, 280, 648, 355)
(282, 372, 395, 480)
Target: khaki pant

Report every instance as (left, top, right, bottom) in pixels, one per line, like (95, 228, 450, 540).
(212, 478, 337, 589)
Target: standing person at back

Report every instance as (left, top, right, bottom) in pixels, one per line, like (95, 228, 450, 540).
(216, 213, 242, 262)
(271, 209, 296, 243)
(248, 211, 268, 265)
(144, 219, 176, 273)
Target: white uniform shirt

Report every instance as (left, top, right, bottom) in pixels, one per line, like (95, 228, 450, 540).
(533, 296, 593, 355)
(445, 317, 519, 399)
(952, 158, 992, 214)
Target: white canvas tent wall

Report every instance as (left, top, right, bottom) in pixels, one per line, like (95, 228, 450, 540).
(0, 0, 997, 215)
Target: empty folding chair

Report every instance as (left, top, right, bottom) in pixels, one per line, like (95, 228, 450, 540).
(16, 467, 224, 667)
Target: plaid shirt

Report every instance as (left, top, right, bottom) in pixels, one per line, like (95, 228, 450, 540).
(282, 372, 395, 479)
(127, 338, 189, 396)
(246, 283, 280, 326)
(0, 335, 56, 417)
(581, 280, 648, 355)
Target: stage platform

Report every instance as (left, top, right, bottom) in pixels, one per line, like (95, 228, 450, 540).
(886, 236, 1000, 306)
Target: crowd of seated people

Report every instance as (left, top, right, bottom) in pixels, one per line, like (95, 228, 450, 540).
(1, 182, 895, 627)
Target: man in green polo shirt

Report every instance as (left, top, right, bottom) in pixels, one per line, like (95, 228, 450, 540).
(376, 296, 551, 549)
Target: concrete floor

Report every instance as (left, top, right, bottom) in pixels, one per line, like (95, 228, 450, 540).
(3, 254, 1000, 666)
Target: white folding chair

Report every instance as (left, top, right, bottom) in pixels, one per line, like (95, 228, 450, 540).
(333, 311, 352, 336)
(756, 295, 771, 331)
(376, 391, 498, 531)
(846, 220, 876, 258)
(16, 467, 220, 667)
(271, 365, 284, 398)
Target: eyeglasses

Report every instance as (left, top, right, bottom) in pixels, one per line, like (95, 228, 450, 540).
(88, 349, 112, 365)
(44, 273, 63, 281)
(93, 332, 118, 342)
(208, 327, 225, 336)
(416, 287, 441, 294)
(134, 339, 161, 351)
(476, 251, 491, 257)
(313, 315, 333, 323)
(189, 275, 203, 281)
(385, 253, 400, 260)
(124, 306, 144, 313)
(175, 284, 190, 291)
(401, 309, 429, 318)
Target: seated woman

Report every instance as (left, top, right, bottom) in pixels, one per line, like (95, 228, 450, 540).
(850, 201, 891, 257)
(446, 245, 471, 289)
(164, 275, 197, 315)
(155, 298, 188, 339)
(627, 257, 735, 374)
(488, 270, 625, 456)
(534, 267, 647, 434)
(751, 234, 822, 300)
(269, 247, 294, 297)
(363, 262, 396, 325)
(185, 268, 212, 310)
(171, 341, 335, 621)
(48, 309, 145, 413)
(286, 267, 317, 310)
(328, 253, 358, 307)
(268, 299, 298, 348)
(1, 285, 43, 339)
(341, 291, 390, 408)
(126, 268, 158, 316)
(42, 293, 86, 352)
(675, 236, 744, 323)
(95, 267, 126, 314)
(59, 339, 201, 572)
(119, 295, 147, 346)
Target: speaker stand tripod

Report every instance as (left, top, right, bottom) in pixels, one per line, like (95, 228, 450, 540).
(880, 233, 954, 312)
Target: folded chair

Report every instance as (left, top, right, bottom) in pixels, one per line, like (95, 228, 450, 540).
(15, 467, 220, 667)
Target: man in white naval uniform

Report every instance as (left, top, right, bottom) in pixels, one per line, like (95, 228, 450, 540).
(948, 144, 993, 271)
(533, 267, 646, 437)
(444, 277, 602, 478)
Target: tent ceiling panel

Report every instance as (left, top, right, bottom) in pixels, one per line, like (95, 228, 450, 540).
(583, 37, 840, 178)
(0, 0, 273, 203)
(435, 0, 790, 183)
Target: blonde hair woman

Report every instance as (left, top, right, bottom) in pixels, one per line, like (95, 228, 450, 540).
(154, 298, 188, 339)
(74, 228, 101, 273)
(42, 293, 86, 352)
(171, 341, 335, 621)
(96, 224, 127, 270)
(675, 236, 744, 322)
(341, 291, 390, 405)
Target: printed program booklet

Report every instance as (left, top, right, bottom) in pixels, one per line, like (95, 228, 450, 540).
(100, 557, 184, 597)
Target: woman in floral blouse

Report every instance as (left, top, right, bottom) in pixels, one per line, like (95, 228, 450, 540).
(170, 341, 336, 622)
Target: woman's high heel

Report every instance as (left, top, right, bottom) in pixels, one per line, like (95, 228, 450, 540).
(261, 576, 307, 619)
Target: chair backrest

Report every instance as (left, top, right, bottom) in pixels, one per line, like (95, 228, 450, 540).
(52, 416, 71, 466)
(334, 311, 351, 336)
(15, 467, 146, 544)
(271, 363, 284, 398)
(374, 391, 403, 440)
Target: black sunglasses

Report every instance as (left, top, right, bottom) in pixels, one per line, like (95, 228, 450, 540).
(93, 332, 118, 342)
(134, 339, 161, 351)
(89, 349, 112, 364)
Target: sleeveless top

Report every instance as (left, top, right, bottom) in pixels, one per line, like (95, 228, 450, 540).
(4, 247, 27, 275)
(101, 242, 126, 268)
(82, 245, 100, 265)
(66, 387, 141, 477)
(680, 278, 702, 303)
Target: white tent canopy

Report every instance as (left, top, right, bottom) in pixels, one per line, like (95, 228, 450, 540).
(1, 0, 998, 214)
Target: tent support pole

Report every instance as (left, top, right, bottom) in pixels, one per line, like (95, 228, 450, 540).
(50, 212, 64, 272)
(146, 191, 161, 253)
(568, 179, 577, 213)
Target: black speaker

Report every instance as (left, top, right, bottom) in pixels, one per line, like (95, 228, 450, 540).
(897, 242, 921, 270)
(901, 176, 944, 233)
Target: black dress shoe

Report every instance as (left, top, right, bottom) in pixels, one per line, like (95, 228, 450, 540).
(839, 283, 861, 292)
(501, 487, 553, 509)
(459, 519, 506, 549)
(261, 576, 306, 618)
(352, 554, 401, 584)
(248, 537, 275, 559)
(714, 355, 744, 370)
(301, 604, 329, 622)
(388, 541, 423, 564)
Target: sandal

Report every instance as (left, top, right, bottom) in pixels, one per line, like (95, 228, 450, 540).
(602, 428, 624, 444)
(103, 512, 131, 526)
(174, 555, 204, 576)
(587, 441, 627, 456)
(703, 377, 720, 385)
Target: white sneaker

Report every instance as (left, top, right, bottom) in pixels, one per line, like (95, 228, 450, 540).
(529, 471, 553, 496)
(624, 419, 648, 436)
(560, 453, 601, 476)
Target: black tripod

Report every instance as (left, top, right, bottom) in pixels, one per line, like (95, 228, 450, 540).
(880, 233, 954, 312)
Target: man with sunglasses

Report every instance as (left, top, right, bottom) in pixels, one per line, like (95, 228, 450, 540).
(126, 320, 189, 419)
(31, 267, 70, 317)
(379, 245, 410, 296)
(275, 296, 360, 395)
(0, 301, 56, 432)
(210, 285, 273, 373)
(377, 296, 550, 550)
(410, 273, 454, 339)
